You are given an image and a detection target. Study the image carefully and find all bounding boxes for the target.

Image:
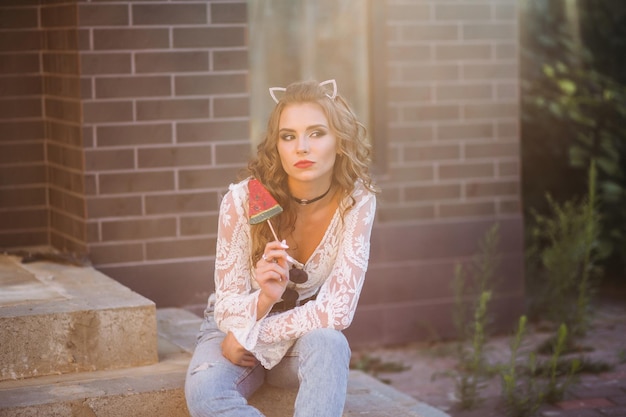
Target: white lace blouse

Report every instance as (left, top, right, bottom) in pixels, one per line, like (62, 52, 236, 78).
(210, 177, 376, 369)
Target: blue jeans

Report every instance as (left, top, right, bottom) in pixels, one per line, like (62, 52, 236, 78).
(184, 316, 351, 417)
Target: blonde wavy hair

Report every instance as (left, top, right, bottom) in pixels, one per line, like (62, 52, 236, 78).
(245, 80, 378, 264)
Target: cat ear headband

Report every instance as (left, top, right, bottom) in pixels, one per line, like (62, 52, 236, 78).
(269, 79, 337, 104)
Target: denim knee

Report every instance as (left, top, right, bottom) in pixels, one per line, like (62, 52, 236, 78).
(298, 328, 351, 366)
(185, 370, 226, 416)
(185, 364, 263, 417)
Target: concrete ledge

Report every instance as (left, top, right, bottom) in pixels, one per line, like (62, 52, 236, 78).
(0, 352, 190, 417)
(0, 255, 158, 381)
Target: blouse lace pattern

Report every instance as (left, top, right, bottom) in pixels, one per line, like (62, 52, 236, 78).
(211, 178, 376, 369)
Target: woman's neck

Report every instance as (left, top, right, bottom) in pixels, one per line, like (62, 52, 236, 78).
(291, 183, 332, 205)
(288, 179, 333, 206)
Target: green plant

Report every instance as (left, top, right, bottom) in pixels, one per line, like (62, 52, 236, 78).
(500, 320, 582, 416)
(532, 61, 626, 270)
(501, 316, 543, 417)
(472, 223, 501, 295)
(469, 291, 492, 376)
(453, 291, 492, 410)
(520, 1, 626, 275)
(527, 162, 604, 337)
(544, 324, 581, 403)
(451, 224, 501, 346)
(575, 161, 598, 335)
(448, 224, 501, 409)
(452, 262, 471, 347)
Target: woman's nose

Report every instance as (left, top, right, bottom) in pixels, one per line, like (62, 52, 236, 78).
(296, 136, 309, 154)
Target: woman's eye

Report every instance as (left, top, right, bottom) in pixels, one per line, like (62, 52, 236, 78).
(280, 134, 295, 141)
(310, 130, 326, 138)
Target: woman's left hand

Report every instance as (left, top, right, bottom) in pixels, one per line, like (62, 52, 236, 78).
(221, 331, 259, 367)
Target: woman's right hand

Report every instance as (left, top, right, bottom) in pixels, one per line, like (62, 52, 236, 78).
(254, 240, 289, 305)
(221, 331, 259, 367)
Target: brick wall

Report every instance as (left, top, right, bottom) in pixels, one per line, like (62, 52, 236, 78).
(0, 1, 47, 248)
(43, 1, 87, 254)
(0, 0, 524, 347)
(345, 0, 524, 346)
(0, 0, 86, 253)
(77, 0, 250, 304)
(379, 0, 519, 223)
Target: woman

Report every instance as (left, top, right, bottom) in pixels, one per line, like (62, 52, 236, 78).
(185, 79, 378, 417)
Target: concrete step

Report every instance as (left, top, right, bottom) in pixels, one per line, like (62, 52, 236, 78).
(0, 342, 190, 417)
(0, 309, 197, 417)
(251, 369, 449, 417)
(0, 254, 158, 381)
(0, 307, 449, 417)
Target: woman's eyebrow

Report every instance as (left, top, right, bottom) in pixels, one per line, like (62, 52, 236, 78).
(279, 124, 328, 132)
(306, 124, 328, 131)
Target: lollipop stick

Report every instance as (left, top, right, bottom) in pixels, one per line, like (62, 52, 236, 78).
(266, 219, 303, 268)
(267, 219, 280, 242)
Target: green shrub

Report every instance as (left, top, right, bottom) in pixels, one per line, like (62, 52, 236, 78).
(527, 162, 604, 337)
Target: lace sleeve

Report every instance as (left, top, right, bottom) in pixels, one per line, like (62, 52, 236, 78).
(212, 183, 261, 341)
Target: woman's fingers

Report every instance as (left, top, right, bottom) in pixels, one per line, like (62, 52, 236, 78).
(254, 241, 290, 304)
(257, 246, 289, 283)
(254, 259, 288, 303)
(262, 249, 287, 265)
(221, 332, 259, 367)
(261, 240, 289, 265)
(240, 352, 259, 367)
(257, 259, 287, 277)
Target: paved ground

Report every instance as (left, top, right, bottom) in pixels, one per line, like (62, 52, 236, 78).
(353, 289, 626, 417)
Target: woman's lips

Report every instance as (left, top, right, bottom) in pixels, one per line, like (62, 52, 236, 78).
(294, 160, 314, 168)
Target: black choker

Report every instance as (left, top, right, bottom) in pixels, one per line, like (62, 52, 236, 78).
(292, 185, 332, 205)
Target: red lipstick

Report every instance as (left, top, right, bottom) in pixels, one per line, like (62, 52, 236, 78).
(294, 160, 314, 169)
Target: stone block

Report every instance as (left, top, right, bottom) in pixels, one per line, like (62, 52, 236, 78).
(0, 255, 158, 381)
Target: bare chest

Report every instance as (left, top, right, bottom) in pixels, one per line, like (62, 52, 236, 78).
(286, 205, 337, 264)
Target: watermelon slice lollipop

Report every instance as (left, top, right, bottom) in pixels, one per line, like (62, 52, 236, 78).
(248, 178, 305, 271)
(248, 178, 283, 225)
